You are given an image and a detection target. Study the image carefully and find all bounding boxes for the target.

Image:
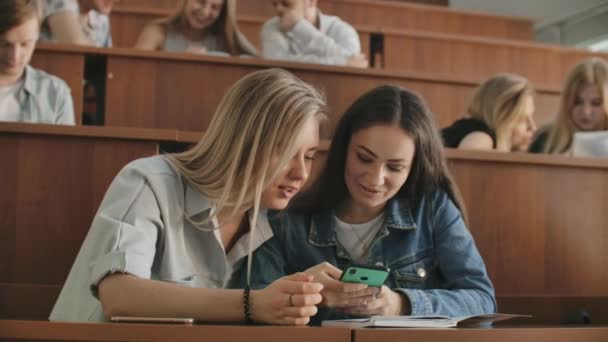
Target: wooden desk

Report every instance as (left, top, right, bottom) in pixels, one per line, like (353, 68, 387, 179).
(446, 149, 608, 297)
(354, 326, 608, 342)
(381, 28, 608, 91)
(0, 123, 180, 320)
(236, 0, 534, 41)
(0, 320, 351, 342)
(96, 47, 560, 131)
(110, 8, 372, 57)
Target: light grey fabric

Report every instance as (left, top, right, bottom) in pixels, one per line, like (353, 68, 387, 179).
(261, 11, 360, 65)
(0, 66, 75, 125)
(49, 155, 273, 322)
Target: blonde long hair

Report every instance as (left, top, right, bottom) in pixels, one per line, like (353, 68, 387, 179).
(467, 73, 533, 151)
(542, 57, 608, 154)
(166, 68, 326, 281)
(159, 0, 257, 56)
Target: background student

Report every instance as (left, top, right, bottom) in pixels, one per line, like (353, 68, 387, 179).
(135, 0, 257, 56)
(246, 85, 496, 324)
(0, 0, 75, 125)
(530, 57, 608, 154)
(39, 0, 118, 47)
(262, 0, 367, 67)
(50, 69, 325, 325)
(442, 73, 536, 152)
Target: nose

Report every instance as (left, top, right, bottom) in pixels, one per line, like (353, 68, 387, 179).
(366, 164, 384, 187)
(582, 103, 594, 117)
(201, 4, 212, 18)
(287, 154, 308, 182)
(528, 117, 536, 132)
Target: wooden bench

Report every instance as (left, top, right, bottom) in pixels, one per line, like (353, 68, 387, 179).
(114, 0, 535, 40)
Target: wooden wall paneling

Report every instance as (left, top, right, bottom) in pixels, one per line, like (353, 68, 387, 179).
(111, 9, 373, 58)
(111, 8, 167, 48)
(0, 283, 61, 320)
(382, 31, 608, 91)
(354, 326, 608, 342)
(103, 51, 561, 131)
(30, 48, 85, 124)
(9, 135, 160, 285)
(497, 296, 608, 325)
(114, 0, 180, 10)
(382, 32, 565, 86)
(0, 320, 352, 342)
(446, 150, 608, 296)
(321, 0, 534, 40)
(236, 0, 534, 40)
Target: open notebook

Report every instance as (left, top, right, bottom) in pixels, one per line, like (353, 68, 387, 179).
(322, 313, 530, 328)
(572, 131, 608, 158)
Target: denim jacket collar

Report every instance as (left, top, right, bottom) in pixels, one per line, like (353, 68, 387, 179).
(308, 198, 417, 247)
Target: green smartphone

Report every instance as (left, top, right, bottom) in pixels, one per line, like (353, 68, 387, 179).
(339, 263, 390, 287)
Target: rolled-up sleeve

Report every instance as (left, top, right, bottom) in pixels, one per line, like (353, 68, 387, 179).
(86, 166, 163, 295)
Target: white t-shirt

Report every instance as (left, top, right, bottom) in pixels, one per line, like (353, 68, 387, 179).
(0, 79, 25, 122)
(335, 214, 385, 264)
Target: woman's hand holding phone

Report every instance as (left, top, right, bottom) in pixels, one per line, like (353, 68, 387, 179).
(303, 262, 380, 308)
(337, 285, 411, 317)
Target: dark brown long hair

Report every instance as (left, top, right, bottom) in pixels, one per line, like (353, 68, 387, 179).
(297, 85, 467, 221)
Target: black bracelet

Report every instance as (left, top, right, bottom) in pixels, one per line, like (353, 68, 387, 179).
(243, 285, 254, 324)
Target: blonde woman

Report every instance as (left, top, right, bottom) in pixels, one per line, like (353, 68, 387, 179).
(135, 0, 257, 56)
(50, 69, 325, 325)
(442, 73, 536, 152)
(529, 58, 608, 154)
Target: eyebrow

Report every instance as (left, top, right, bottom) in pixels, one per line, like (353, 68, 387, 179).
(356, 145, 406, 162)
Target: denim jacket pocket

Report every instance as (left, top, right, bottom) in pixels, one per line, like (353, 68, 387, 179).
(390, 249, 435, 289)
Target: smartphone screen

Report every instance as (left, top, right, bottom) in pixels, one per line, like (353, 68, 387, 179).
(110, 316, 195, 325)
(339, 264, 390, 287)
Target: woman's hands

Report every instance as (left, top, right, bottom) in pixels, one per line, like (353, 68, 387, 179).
(304, 262, 379, 308)
(250, 272, 323, 325)
(339, 285, 411, 317)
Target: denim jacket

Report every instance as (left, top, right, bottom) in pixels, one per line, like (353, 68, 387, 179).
(246, 190, 496, 321)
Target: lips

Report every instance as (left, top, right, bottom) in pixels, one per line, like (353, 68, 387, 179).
(359, 183, 381, 196)
(278, 185, 300, 198)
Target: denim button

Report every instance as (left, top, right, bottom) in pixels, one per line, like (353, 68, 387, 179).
(417, 267, 426, 279)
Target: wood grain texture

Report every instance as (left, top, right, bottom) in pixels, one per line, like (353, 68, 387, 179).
(354, 327, 608, 342)
(110, 9, 372, 58)
(237, 0, 534, 40)
(0, 124, 166, 320)
(101, 48, 560, 132)
(0, 320, 351, 342)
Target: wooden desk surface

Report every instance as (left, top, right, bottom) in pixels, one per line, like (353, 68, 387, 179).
(354, 326, 608, 342)
(0, 320, 351, 342)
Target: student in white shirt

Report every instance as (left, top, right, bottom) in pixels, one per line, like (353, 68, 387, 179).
(50, 68, 326, 325)
(262, 0, 367, 67)
(0, 0, 75, 125)
(39, 0, 119, 47)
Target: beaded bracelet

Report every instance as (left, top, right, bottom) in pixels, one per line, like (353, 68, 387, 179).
(243, 285, 254, 324)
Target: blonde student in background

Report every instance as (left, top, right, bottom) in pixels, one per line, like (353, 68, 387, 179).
(442, 73, 536, 152)
(0, 0, 75, 125)
(39, 0, 119, 47)
(262, 0, 368, 68)
(135, 0, 257, 56)
(50, 69, 326, 325)
(529, 57, 608, 154)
